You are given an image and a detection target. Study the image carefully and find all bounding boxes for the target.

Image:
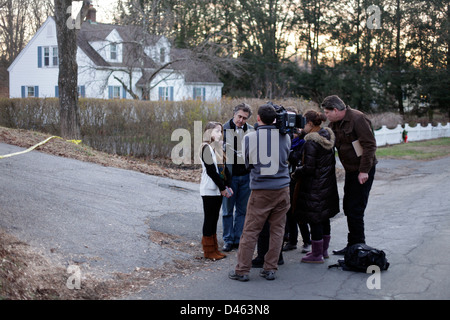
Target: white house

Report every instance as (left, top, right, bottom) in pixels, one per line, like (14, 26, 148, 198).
(8, 7, 223, 102)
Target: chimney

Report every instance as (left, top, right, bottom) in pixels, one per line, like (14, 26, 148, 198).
(86, 4, 97, 24)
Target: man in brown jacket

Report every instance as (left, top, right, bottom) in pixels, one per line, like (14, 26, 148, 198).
(322, 95, 377, 255)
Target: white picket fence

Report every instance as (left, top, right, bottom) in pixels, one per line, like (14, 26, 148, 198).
(374, 123, 450, 147)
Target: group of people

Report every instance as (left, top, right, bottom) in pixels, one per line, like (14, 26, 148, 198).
(198, 95, 378, 281)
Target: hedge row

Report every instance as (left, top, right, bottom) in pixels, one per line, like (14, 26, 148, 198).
(0, 97, 317, 158)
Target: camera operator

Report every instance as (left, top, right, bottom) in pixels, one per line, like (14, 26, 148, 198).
(252, 107, 310, 268)
(228, 104, 291, 281)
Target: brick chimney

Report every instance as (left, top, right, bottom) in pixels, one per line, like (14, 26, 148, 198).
(86, 4, 97, 24)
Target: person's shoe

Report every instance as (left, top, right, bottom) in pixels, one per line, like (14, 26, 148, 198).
(278, 256, 284, 265)
(228, 271, 249, 282)
(259, 269, 276, 280)
(301, 240, 324, 264)
(222, 243, 233, 252)
(252, 257, 284, 267)
(323, 235, 331, 259)
(301, 243, 311, 253)
(332, 246, 347, 255)
(282, 243, 297, 251)
(232, 243, 239, 250)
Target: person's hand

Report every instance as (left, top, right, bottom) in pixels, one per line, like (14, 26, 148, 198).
(358, 172, 369, 184)
(221, 187, 233, 198)
(291, 167, 302, 180)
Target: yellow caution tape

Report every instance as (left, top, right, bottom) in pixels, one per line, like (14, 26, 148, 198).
(0, 136, 82, 159)
(66, 139, 82, 145)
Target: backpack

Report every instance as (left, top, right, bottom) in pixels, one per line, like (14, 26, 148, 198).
(329, 243, 390, 272)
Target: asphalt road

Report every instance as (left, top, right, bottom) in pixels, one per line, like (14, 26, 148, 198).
(0, 143, 203, 276)
(1, 142, 449, 302)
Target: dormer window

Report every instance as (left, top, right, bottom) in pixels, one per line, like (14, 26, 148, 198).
(110, 43, 117, 60)
(160, 48, 165, 63)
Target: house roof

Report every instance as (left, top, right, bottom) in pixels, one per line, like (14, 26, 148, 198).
(78, 21, 159, 69)
(78, 21, 222, 84)
(8, 16, 222, 86)
(171, 48, 222, 84)
(8, 16, 54, 72)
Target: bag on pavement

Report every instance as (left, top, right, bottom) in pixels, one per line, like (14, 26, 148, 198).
(329, 243, 390, 272)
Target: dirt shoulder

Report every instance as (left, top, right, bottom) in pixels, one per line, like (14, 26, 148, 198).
(0, 126, 201, 184)
(0, 227, 211, 300)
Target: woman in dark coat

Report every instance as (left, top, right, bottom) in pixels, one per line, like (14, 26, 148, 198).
(292, 110, 340, 263)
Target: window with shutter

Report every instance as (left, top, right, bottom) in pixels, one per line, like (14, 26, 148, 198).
(158, 87, 174, 101)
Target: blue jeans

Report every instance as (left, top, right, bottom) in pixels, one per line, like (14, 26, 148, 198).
(222, 174, 251, 245)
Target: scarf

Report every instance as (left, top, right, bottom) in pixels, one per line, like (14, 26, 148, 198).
(291, 136, 305, 150)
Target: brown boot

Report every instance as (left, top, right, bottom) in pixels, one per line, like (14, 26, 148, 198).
(213, 234, 226, 258)
(202, 236, 225, 260)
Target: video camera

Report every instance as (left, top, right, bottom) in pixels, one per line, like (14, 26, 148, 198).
(268, 102, 306, 135)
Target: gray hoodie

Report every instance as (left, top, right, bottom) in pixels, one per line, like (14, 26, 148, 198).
(243, 125, 291, 190)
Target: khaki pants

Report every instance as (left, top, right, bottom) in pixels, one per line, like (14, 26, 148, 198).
(235, 187, 290, 275)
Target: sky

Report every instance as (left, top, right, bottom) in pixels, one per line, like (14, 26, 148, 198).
(92, 0, 118, 23)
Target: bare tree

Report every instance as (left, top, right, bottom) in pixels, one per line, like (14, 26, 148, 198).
(100, 37, 241, 100)
(0, 0, 29, 64)
(81, 1, 242, 101)
(0, 0, 54, 68)
(54, 0, 90, 139)
(109, 0, 242, 99)
(29, 0, 54, 34)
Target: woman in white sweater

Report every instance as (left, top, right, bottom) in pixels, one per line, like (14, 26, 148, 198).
(200, 122, 233, 260)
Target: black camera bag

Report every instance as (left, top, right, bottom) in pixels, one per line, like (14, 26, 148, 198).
(329, 243, 390, 272)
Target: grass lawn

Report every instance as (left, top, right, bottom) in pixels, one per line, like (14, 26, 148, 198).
(376, 137, 450, 160)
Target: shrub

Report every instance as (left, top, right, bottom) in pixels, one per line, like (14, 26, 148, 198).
(0, 97, 316, 158)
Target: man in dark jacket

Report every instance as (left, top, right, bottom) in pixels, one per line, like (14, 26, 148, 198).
(322, 95, 377, 255)
(222, 103, 254, 251)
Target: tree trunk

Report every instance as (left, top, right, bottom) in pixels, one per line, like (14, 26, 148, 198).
(447, 4, 450, 118)
(54, 0, 89, 139)
(395, 0, 404, 115)
(447, 4, 450, 72)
